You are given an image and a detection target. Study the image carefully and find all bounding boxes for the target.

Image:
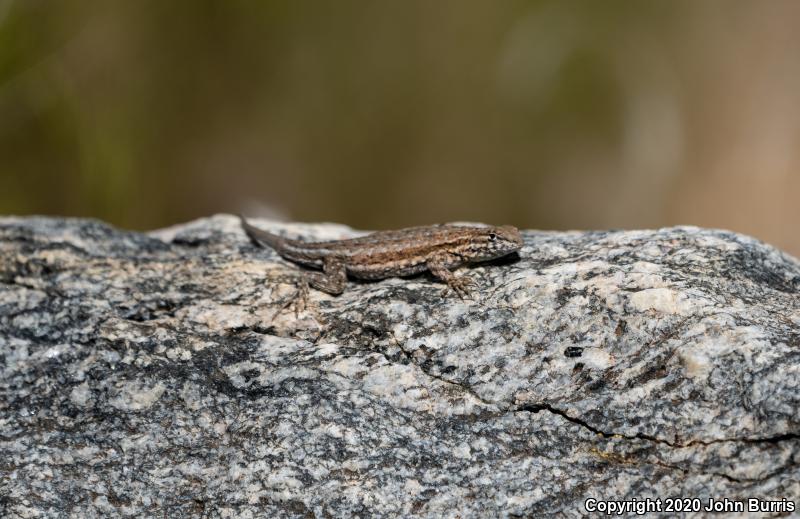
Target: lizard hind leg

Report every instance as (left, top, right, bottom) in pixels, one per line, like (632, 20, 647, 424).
(305, 257, 347, 295)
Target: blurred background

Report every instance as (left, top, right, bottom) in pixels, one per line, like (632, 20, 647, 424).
(1, 1, 799, 255)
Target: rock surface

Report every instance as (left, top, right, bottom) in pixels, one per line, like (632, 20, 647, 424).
(1, 214, 799, 518)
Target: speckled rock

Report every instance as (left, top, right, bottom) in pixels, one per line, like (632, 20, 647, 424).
(1, 215, 798, 518)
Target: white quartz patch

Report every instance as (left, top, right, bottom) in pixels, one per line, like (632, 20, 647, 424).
(70, 382, 92, 407)
(110, 382, 166, 411)
(629, 287, 693, 315)
(181, 302, 255, 330)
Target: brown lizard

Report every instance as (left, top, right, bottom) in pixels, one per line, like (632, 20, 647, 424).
(239, 215, 523, 297)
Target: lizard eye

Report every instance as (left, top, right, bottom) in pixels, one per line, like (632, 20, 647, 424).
(488, 233, 497, 241)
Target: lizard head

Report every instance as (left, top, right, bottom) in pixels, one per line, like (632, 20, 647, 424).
(462, 225, 524, 261)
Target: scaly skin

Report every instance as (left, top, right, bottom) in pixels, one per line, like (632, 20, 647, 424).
(239, 215, 523, 296)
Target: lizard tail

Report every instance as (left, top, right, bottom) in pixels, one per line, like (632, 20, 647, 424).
(238, 214, 285, 250)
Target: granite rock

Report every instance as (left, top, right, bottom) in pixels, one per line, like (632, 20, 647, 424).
(0, 215, 798, 518)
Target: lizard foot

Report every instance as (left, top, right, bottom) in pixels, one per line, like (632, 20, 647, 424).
(270, 276, 309, 319)
(445, 276, 475, 300)
(291, 277, 310, 316)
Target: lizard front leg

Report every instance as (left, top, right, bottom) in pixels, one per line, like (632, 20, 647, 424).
(427, 252, 473, 299)
(306, 257, 347, 295)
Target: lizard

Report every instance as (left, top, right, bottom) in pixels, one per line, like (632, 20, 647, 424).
(239, 215, 523, 297)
